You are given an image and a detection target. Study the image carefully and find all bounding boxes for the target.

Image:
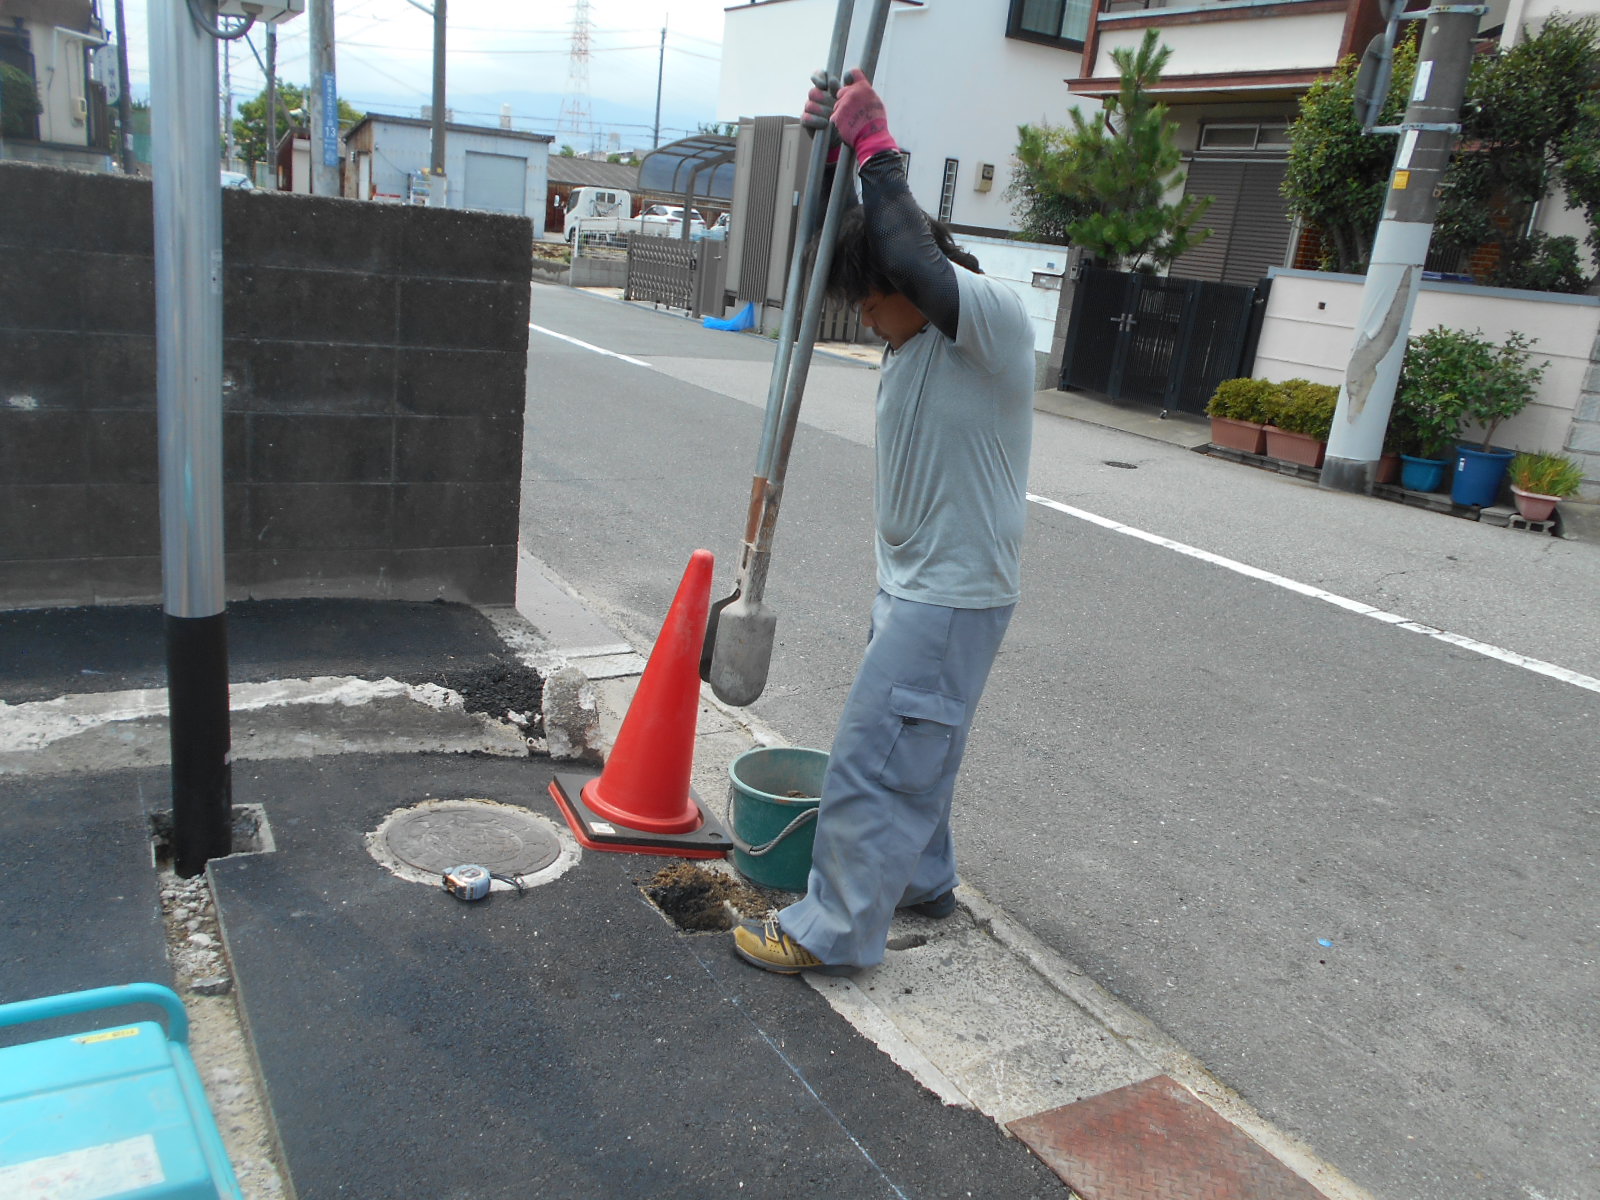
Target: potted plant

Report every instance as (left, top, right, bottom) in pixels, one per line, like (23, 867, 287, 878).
(1392, 329, 1468, 492)
(1450, 329, 1546, 507)
(1205, 378, 1275, 455)
(1263, 379, 1338, 468)
(1507, 451, 1583, 521)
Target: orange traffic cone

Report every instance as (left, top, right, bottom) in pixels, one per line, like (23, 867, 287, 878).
(548, 549, 731, 858)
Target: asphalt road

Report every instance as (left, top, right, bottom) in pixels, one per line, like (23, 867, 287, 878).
(520, 283, 1600, 1200)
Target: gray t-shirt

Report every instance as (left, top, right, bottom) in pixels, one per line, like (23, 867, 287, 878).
(874, 268, 1034, 609)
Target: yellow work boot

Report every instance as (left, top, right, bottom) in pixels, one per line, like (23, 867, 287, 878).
(733, 912, 824, 974)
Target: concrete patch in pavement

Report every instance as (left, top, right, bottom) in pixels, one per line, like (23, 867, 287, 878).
(0, 676, 531, 775)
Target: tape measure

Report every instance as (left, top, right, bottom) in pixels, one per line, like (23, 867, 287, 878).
(442, 864, 492, 901)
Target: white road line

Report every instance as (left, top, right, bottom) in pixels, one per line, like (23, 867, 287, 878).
(529, 323, 652, 368)
(1027, 492, 1600, 695)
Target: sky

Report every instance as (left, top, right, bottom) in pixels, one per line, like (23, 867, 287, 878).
(117, 0, 732, 153)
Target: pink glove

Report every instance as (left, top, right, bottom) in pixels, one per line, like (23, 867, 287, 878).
(831, 68, 897, 162)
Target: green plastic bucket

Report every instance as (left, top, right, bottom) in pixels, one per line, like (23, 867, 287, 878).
(728, 746, 828, 891)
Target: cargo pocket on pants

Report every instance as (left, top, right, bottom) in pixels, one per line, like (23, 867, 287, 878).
(875, 683, 966, 794)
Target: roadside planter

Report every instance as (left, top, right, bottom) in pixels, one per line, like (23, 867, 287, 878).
(1261, 379, 1337, 469)
(1205, 378, 1275, 455)
(1391, 325, 1547, 506)
(1399, 453, 1450, 492)
(1507, 451, 1584, 521)
(1451, 446, 1515, 507)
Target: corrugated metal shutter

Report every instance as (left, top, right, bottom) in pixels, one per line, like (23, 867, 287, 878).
(1222, 160, 1289, 286)
(1171, 160, 1241, 283)
(463, 151, 527, 215)
(1170, 159, 1290, 286)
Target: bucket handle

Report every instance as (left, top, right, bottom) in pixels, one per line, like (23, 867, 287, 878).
(731, 806, 817, 857)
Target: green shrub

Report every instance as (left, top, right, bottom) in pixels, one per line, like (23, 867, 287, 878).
(1, 64, 42, 139)
(1206, 377, 1276, 423)
(1393, 325, 1547, 455)
(1509, 451, 1585, 497)
(1272, 379, 1339, 440)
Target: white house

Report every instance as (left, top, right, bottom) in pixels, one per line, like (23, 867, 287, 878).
(0, 0, 113, 171)
(717, 0, 1096, 237)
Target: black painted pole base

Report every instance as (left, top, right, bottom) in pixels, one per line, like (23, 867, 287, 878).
(1319, 455, 1376, 496)
(166, 612, 232, 877)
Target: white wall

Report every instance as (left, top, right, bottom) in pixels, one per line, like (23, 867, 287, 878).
(717, 0, 1093, 233)
(1091, 9, 1347, 77)
(957, 234, 1073, 355)
(1256, 268, 1600, 463)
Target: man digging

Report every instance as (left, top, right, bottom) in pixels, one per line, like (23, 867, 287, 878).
(733, 68, 1035, 975)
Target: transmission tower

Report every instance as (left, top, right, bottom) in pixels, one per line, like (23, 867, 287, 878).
(558, 0, 594, 153)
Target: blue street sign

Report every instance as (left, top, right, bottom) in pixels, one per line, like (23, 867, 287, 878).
(320, 71, 339, 167)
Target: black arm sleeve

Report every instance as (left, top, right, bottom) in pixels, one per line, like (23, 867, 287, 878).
(859, 151, 960, 340)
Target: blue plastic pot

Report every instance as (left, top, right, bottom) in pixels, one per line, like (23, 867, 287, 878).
(1451, 446, 1514, 508)
(1399, 454, 1448, 493)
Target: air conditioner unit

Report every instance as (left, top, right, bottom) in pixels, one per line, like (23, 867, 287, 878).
(217, 0, 305, 25)
(974, 163, 995, 193)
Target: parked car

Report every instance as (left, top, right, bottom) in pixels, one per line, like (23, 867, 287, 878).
(220, 170, 254, 190)
(639, 204, 705, 238)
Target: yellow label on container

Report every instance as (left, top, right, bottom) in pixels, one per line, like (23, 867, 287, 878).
(1393, 170, 1411, 190)
(75, 1027, 140, 1044)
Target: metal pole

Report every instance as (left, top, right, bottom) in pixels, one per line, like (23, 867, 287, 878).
(1319, 4, 1483, 494)
(149, 0, 233, 876)
(653, 22, 665, 149)
(223, 40, 235, 168)
(308, 0, 339, 196)
(430, 0, 446, 178)
(266, 25, 277, 180)
(112, 0, 135, 173)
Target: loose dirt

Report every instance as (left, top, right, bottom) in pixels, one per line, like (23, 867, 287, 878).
(642, 860, 775, 933)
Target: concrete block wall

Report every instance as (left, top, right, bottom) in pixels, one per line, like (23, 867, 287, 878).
(0, 163, 530, 609)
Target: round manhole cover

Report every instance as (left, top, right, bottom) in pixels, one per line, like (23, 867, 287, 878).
(369, 799, 576, 889)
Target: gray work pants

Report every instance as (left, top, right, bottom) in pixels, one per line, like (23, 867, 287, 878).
(779, 590, 1013, 968)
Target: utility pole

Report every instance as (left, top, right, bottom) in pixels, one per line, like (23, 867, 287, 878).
(308, 0, 339, 196)
(430, 0, 446, 198)
(149, 0, 233, 876)
(653, 21, 665, 149)
(112, 0, 135, 173)
(1319, 2, 1485, 494)
(223, 40, 236, 168)
(266, 24, 278, 182)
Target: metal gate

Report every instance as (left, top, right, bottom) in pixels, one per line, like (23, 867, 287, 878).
(625, 237, 696, 311)
(1060, 267, 1270, 414)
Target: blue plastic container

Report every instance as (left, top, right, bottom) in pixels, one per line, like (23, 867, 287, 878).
(1451, 446, 1514, 508)
(0, 983, 243, 1199)
(1399, 454, 1448, 493)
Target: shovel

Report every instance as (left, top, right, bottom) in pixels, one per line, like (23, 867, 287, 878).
(703, 0, 894, 707)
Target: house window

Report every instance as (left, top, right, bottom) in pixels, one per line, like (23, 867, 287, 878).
(1198, 122, 1291, 152)
(1006, 0, 1092, 50)
(939, 159, 959, 224)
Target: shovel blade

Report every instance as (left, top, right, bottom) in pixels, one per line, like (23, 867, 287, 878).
(699, 588, 739, 683)
(707, 595, 779, 707)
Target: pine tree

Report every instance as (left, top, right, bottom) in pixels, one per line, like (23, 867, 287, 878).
(1010, 29, 1208, 270)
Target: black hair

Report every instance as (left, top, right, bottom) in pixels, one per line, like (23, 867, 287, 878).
(814, 205, 982, 307)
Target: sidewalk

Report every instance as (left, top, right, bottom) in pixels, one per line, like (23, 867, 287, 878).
(0, 586, 1364, 1200)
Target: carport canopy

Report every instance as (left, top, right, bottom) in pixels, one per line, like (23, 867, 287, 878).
(637, 134, 737, 206)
